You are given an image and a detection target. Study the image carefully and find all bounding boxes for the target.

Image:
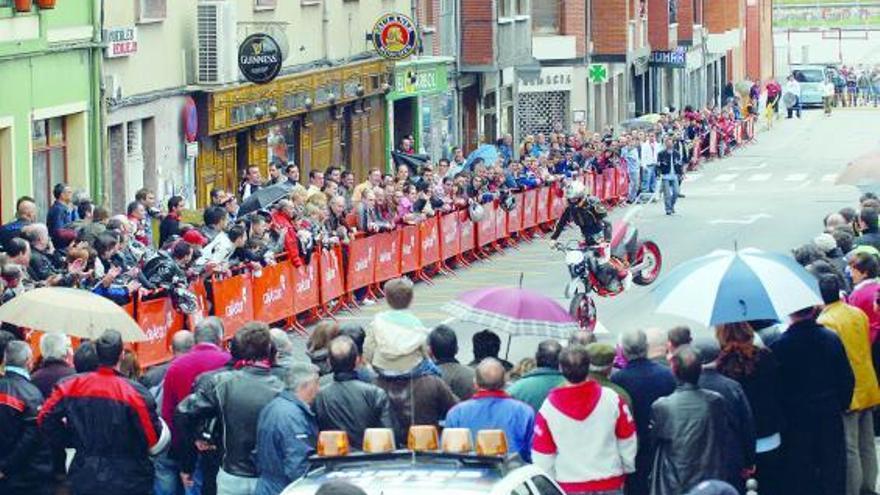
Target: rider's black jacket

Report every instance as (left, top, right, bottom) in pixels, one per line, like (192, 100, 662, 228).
(550, 196, 611, 244)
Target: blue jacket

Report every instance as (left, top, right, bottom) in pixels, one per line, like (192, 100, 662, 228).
(254, 392, 318, 495)
(46, 201, 76, 244)
(444, 390, 535, 461)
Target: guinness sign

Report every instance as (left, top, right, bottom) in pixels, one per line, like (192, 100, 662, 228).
(238, 33, 282, 84)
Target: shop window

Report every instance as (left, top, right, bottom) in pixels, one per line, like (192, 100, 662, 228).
(31, 117, 67, 216)
(137, 0, 167, 23)
(254, 0, 276, 9)
(532, 0, 560, 34)
(267, 120, 301, 167)
(516, 0, 527, 16)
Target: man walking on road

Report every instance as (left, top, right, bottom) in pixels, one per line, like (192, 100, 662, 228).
(657, 137, 682, 215)
(785, 75, 802, 119)
(640, 134, 660, 194)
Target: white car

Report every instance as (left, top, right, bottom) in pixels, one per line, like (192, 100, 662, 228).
(280, 452, 565, 495)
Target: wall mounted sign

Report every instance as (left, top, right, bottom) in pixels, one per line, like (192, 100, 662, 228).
(649, 48, 687, 69)
(518, 67, 573, 93)
(104, 26, 138, 58)
(372, 13, 418, 60)
(238, 33, 282, 84)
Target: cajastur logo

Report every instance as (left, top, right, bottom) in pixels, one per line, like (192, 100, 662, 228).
(372, 13, 418, 60)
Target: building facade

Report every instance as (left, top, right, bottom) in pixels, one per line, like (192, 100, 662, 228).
(0, 0, 101, 221)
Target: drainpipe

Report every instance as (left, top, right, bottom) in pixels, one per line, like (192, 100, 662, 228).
(92, 0, 105, 204)
(586, 0, 593, 125)
(321, 0, 330, 61)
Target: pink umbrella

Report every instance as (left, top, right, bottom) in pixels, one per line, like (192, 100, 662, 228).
(442, 286, 579, 339)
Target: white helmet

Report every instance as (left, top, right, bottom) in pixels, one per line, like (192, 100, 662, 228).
(564, 180, 586, 201)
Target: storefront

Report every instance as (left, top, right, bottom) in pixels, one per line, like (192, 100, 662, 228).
(515, 67, 573, 138)
(385, 57, 456, 167)
(0, 21, 101, 220)
(195, 59, 390, 207)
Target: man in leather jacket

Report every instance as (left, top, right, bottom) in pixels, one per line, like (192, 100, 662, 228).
(313, 336, 394, 449)
(175, 322, 283, 494)
(550, 180, 621, 291)
(650, 346, 731, 495)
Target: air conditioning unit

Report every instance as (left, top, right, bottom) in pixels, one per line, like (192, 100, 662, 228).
(195, 0, 239, 85)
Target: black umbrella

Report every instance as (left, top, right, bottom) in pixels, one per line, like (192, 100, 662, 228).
(238, 182, 293, 216)
(391, 151, 430, 177)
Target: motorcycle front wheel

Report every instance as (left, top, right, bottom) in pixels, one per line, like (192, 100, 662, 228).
(569, 293, 597, 331)
(633, 241, 662, 286)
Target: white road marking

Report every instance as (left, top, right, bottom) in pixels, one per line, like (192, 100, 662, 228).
(728, 161, 768, 171)
(784, 173, 808, 182)
(713, 173, 739, 182)
(748, 173, 772, 182)
(686, 173, 703, 182)
(709, 213, 772, 225)
(821, 174, 838, 183)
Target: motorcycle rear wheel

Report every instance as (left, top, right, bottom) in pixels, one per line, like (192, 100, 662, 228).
(633, 241, 662, 286)
(569, 293, 597, 331)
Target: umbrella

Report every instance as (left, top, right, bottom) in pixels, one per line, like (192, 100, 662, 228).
(638, 113, 662, 123)
(391, 151, 430, 177)
(0, 287, 148, 342)
(835, 150, 880, 187)
(464, 144, 500, 170)
(653, 248, 822, 326)
(238, 182, 293, 216)
(442, 286, 579, 339)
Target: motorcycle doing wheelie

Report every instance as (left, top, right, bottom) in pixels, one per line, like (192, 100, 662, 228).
(552, 186, 663, 331)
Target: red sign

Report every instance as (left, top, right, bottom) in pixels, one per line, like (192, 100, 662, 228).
(419, 217, 441, 267)
(136, 297, 184, 367)
(373, 231, 401, 284)
(495, 203, 508, 239)
(212, 273, 254, 337)
(292, 261, 320, 314)
(252, 262, 295, 324)
(476, 203, 496, 247)
(603, 171, 615, 201)
(319, 247, 345, 304)
(459, 210, 475, 253)
(399, 225, 419, 274)
(535, 187, 550, 225)
(439, 213, 460, 261)
(346, 236, 374, 292)
(186, 279, 209, 330)
(523, 189, 537, 229)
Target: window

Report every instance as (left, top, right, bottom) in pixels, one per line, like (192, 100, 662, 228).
(137, 0, 167, 23)
(31, 117, 67, 216)
(669, 0, 678, 23)
(531, 476, 565, 495)
(0, 0, 11, 8)
(254, 0, 276, 9)
(532, 0, 560, 34)
(498, 0, 510, 18)
(516, 0, 527, 16)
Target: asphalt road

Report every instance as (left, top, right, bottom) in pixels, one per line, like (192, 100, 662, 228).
(299, 107, 880, 365)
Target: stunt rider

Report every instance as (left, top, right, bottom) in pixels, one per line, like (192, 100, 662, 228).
(550, 180, 625, 292)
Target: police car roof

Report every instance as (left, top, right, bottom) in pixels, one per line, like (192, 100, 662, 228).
(280, 452, 520, 495)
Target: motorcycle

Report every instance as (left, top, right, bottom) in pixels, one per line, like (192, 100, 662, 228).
(555, 217, 662, 331)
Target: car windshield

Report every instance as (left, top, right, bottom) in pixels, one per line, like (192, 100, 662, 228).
(793, 69, 824, 83)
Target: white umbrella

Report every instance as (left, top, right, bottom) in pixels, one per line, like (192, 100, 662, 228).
(0, 287, 147, 342)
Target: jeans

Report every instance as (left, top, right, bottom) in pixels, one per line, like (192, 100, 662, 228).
(216, 469, 258, 495)
(843, 409, 877, 495)
(641, 165, 657, 193)
(155, 453, 205, 495)
(627, 167, 640, 201)
(787, 96, 802, 118)
(662, 177, 679, 214)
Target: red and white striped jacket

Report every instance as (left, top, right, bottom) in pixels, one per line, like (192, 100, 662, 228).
(532, 380, 637, 493)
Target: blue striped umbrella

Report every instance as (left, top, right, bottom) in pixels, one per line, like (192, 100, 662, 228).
(653, 248, 822, 326)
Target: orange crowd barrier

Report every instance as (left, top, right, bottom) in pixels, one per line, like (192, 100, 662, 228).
(64, 173, 652, 366)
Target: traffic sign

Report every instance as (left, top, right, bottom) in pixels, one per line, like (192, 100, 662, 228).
(588, 64, 608, 83)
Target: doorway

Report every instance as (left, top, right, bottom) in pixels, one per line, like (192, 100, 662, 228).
(393, 98, 416, 151)
(236, 131, 249, 186)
